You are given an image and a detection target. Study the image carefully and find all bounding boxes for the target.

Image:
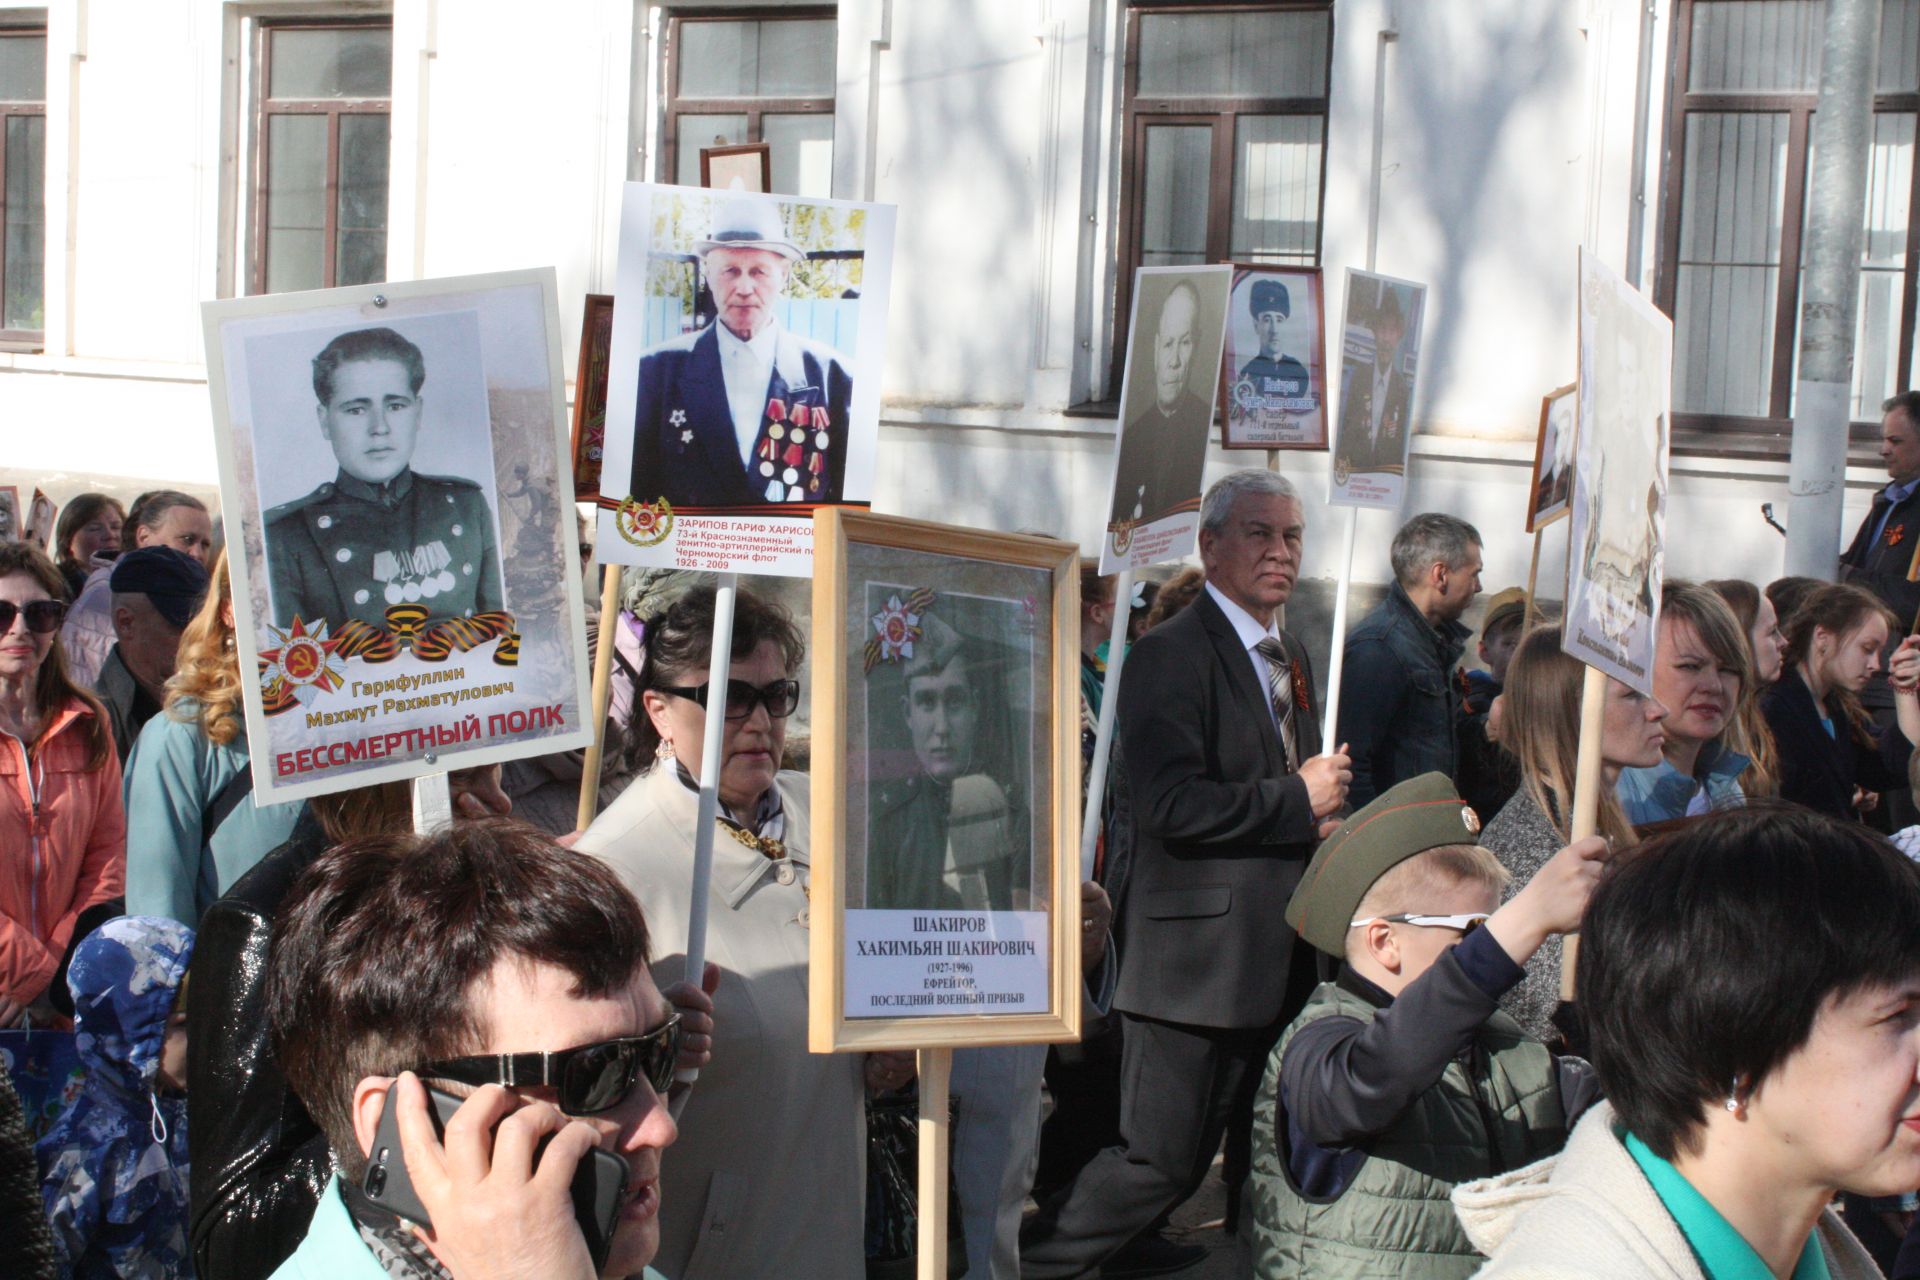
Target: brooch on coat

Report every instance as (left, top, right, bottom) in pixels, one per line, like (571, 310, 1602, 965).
(1889, 524, 1907, 549)
(1290, 658, 1312, 718)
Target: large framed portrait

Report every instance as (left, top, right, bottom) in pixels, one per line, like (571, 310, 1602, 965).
(1099, 264, 1232, 574)
(1328, 268, 1428, 510)
(570, 294, 615, 501)
(1565, 248, 1671, 695)
(809, 510, 1082, 1052)
(1219, 265, 1327, 451)
(1527, 383, 1577, 533)
(595, 184, 897, 578)
(201, 268, 595, 802)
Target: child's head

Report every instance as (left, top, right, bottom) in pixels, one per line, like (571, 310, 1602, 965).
(1344, 844, 1507, 992)
(1287, 773, 1499, 995)
(1476, 588, 1530, 683)
(67, 915, 195, 1099)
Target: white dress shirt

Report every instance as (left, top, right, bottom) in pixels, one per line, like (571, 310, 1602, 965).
(715, 320, 780, 467)
(1205, 581, 1285, 741)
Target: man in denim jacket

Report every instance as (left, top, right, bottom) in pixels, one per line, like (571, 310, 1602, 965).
(1339, 514, 1483, 807)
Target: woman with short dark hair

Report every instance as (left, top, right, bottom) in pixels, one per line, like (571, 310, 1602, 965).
(1457, 805, 1915, 1278)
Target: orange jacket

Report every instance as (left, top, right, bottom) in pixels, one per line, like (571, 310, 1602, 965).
(0, 698, 126, 1006)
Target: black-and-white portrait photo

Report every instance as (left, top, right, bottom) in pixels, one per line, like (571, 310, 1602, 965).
(1107, 268, 1232, 532)
(1529, 384, 1577, 531)
(249, 314, 504, 633)
(1221, 267, 1326, 450)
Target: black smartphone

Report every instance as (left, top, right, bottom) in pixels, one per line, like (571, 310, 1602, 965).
(363, 1082, 629, 1272)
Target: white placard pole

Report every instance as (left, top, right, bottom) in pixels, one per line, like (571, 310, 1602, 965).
(917, 1046, 953, 1280)
(1079, 567, 1135, 880)
(1320, 507, 1360, 749)
(675, 571, 738, 1101)
(411, 772, 452, 836)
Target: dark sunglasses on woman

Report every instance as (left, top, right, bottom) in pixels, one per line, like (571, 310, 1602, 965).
(414, 1013, 682, 1116)
(0, 600, 69, 634)
(660, 678, 802, 722)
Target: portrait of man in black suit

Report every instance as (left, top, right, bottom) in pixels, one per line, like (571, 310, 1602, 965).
(626, 194, 855, 510)
(1023, 468, 1352, 1278)
(1107, 271, 1230, 533)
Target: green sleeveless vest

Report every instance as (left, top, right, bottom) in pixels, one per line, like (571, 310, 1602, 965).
(1251, 979, 1567, 1280)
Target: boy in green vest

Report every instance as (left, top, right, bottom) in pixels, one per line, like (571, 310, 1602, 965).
(1249, 773, 1607, 1279)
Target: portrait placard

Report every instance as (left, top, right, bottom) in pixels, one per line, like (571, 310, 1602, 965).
(1527, 383, 1577, 532)
(700, 142, 771, 194)
(570, 294, 615, 501)
(1099, 265, 1232, 574)
(1565, 249, 1671, 696)
(595, 184, 896, 578)
(0, 487, 17, 542)
(1328, 268, 1428, 510)
(201, 269, 594, 802)
(810, 510, 1082, 1052)
(1219, 266, 1327, 451)
(23, 489, 55, 550)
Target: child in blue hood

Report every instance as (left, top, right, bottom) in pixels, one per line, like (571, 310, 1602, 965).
(37, 915, 194, 1279)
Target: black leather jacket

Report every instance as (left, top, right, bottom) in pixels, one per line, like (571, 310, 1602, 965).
(187, 811, 333, 1280)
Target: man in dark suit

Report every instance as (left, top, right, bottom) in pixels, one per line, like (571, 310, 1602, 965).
(1109, 280, 1216, 531)
(1334, 286, 1412, 477)
(626, 194, 855, 510)
(1021, 469, 1352, 1279)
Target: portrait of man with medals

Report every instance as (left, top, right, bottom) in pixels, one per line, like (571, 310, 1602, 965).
(625, 194, 856, 511)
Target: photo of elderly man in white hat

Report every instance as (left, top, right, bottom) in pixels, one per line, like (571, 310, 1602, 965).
(626, 193, 857, 509)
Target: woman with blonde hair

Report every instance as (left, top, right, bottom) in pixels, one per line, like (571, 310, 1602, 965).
(124, 550, 302, 925)
(1616, 582, 1754, 824)
(1479, 625, 1666, 1045)
(1705, 577, 1784, 797)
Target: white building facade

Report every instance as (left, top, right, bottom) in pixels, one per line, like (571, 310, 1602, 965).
(2, 0, 1917, 652)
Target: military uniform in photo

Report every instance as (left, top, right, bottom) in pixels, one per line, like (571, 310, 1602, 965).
(266, 469, 504, 631)
(1336, 342, 1411, 475)
(1107, 388, 1213, 530)
(1236, 279, 1313, 406)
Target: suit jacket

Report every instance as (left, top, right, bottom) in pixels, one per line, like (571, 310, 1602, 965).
(1108, 388, 1213, 528)
(1840, 483, 1920, 708)
(1761, 667, 1911, 821)
(626, 323, 855, 509)
(1112, 590, 1322, 1028)
(1335, 355, 1411, 475)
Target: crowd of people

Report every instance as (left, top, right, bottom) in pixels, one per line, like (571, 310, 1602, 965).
(5, 394, 1920, 1278)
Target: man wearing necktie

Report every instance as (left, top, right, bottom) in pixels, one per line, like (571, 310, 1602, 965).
(1840, 390, 1920, 826)
(1021, 469, 1351, 1279)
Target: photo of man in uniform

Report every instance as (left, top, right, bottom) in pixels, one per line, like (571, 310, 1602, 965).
(1108, 277, 1225, 530)
(265, 326, 504, 631)
(627, 194, 855, 509)
(1237, 278, 1312, 402)
(867, 610, 1028, 912)
(1335, 284, 1414, 476)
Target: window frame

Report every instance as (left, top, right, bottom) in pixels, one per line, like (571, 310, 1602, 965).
(1656, 0, 1920, 436)
(659, 7, 836, 190)
(246, 15, 394, 298)
(1111, 1, 1333, 393)
(0, 22, 47, 350)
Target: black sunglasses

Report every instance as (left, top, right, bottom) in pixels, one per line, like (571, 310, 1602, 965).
(0, 600, 68, 635)
(415, 1013, 681, 1115)
(660, 678, 801, 721)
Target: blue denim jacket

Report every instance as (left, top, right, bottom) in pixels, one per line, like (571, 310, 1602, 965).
(1616, 742, 1752, 826)
(1339, 582, 1471, 808)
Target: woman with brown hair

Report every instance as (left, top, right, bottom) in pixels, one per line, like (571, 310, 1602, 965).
(51, 494, 124, 599)
(123, 550, 302, 925)
(1761, 582, 1920, 822)
(1478, 625, 1666, 1044)
(1615, 582, 1755, 823)
(0, 543, 125, 1026)
(1705, 577, 1784, 797)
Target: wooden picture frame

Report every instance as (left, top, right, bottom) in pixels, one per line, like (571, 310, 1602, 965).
(1218, 264, 1328, 451)
(700, 141, 772, 193)
(1527, 382, 1578, 533)
(570, 294, 616, 501)
(810, 509, 1083, 1052)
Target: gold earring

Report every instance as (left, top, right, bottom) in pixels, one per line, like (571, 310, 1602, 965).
(656, 738, 675, 762)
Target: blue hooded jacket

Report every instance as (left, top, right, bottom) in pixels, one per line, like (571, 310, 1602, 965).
(37, 915, 195, 1279)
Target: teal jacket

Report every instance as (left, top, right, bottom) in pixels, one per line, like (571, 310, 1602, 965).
(123, 702, 303, 926)
(271, 1176, 666, 1280)
(1615, 742, 1751, 827)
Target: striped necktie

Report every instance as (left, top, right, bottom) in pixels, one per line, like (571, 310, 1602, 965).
(1254, 636, 1298, 771)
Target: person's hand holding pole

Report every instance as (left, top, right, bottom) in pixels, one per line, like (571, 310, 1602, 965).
(1299, 743, 1352, 839)
(1483, 835, 1609, 967)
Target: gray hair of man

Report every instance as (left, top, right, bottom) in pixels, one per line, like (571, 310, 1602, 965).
(1198, 468, 1302, 538)
(1389, 512, 1482, 587)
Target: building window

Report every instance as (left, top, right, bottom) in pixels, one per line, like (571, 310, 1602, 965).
(1658, 0, 1920, 431)
(1113, 3, 1331, 384)
(662, 11, 835, 198)
(250, 20, 392, 296)
(0, 26, 46, 346)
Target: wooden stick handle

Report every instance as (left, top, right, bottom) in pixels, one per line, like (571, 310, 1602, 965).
(576, 564, 624, 833)
(1523, 531, 1543, 631)
(1561, 663, 1610, 999)
(916, 1047, 953, 1280)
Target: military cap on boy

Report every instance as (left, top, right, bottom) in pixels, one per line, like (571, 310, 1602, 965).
(1480, 587, 1530, 636)
(1285, 772, 1484, 957)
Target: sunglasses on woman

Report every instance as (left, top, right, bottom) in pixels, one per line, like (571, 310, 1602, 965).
(0, 600, 69, 634)
(1348, 912, 1491, 937)
(414, 1013, 682, 1115)
(660, 678, 801, 721)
